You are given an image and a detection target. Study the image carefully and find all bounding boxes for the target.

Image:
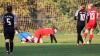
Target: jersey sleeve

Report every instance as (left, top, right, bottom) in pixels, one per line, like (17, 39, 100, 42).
(75, 8, 81, 16)
(74, 9, 80, 20)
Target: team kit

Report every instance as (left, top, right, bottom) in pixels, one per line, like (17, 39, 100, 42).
(2, 3, 99, 54)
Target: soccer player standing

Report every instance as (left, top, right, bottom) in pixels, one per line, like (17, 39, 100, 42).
(84, 4, 98, 44)
(3, 5, 17, 54)
(74, 3, 88, 46)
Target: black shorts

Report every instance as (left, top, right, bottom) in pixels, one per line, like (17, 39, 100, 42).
(77, 24, 85, 33)
(4, 28, 15, 40)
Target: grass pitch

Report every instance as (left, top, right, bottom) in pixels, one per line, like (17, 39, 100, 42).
(0, 33, 100, 56)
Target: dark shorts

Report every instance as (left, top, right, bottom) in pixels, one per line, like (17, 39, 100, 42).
(4, 28, 15, 40)
(77, 24, 85, 33)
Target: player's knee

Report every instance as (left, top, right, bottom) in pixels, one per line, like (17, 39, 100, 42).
(85, 29, 88, 33)
(34, 37, 38, 43)
(5, 39, 10, 42)
(90, 29, 94, 34)
(40, 38, 43, 43)
(90, 32, 93, 35)
(90, 31, 93, 35)
(91, 29, 94, 31)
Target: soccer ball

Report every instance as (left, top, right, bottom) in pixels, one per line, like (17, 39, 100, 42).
(87, 41, 89, 44)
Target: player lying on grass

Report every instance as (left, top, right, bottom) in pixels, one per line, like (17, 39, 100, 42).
(16, 30, 33, 43)
(16, 26, 57, 43)
(33, 26, 57, 43)
(84, 3, 99, 44)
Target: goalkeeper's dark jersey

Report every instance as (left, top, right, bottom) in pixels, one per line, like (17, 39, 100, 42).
(75, 9, 88, 26)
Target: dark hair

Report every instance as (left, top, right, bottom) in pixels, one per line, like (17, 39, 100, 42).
(81, 3, 85, 6)
(7, 5, 12, 12)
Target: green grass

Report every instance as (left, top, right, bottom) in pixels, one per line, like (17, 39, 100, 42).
(0, 33, 100, 56)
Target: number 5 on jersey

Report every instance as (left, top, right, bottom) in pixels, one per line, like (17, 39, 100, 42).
(7, 18, 11, 25)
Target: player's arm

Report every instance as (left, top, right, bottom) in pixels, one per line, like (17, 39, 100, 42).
(74, 9, 80, 20)
(1, 14, 5, 24)
(14, 14, 18, 30)
(96, 8, 99, 21)
(86, 12, 90, 23)
(96, 10, 99, 19)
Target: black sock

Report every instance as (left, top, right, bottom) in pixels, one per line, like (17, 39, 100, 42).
(10, 42, 13, 52)
(53, 37, 57, 43)
(50, 35, 53, 43)
(50, 35, 57, 43)
(77, 37, 79, 44)
(5, 42, 9, 52)
(77, 33, 80, 44)
(51, 37, 53, 43)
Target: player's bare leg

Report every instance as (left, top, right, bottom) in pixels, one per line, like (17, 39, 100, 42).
(88, 29, 94, 44)
(34, 37, 38, 43)
(84, 29, 89, 44)
(40, 38, 43, 43)
(84, 29, 89, 39)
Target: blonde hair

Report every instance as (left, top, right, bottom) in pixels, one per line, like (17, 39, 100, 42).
(88, 3, 94, 9)
(88, 3, 93, 7)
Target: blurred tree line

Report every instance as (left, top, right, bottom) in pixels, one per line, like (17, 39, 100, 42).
(0, 0, 100, 33)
